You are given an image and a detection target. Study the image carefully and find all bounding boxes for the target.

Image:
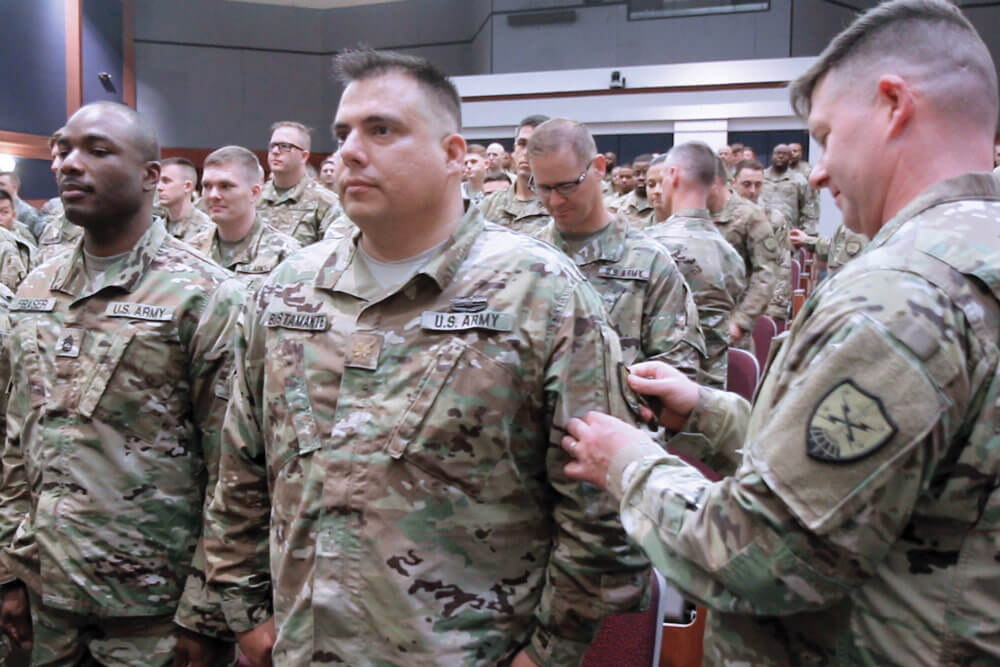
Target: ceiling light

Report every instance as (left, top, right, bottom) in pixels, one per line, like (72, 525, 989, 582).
(0, 155, 17, 172)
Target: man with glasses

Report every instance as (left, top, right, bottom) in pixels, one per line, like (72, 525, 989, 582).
(646, 144, 746, 389)
(478, 115, 552, 235)
(530, 118, 703, 382)
(258, 121, 341, 246)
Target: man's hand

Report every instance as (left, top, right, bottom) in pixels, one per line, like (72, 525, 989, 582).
(238, 617, 276, 667)
(173, 627, 230, 667)
(729, 321, 743, 342)
(0, 582, 31, 650)
(562, 411, 652, 489)
(626, 361, 700, 431)
(510, 648, 540, 667)
(788, 228, 808, 247)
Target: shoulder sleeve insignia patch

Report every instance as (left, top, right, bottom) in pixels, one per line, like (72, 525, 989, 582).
(806, 379, 897, 462)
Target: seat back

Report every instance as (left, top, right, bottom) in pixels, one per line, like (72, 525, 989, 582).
(751, 316, 777, 372)
(790, 258, 801, 292)
(726, 348, 759, 402)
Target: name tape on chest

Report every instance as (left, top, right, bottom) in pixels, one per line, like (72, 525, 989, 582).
(265, 310, 330, 331)
(421, 310, 513, 332)
(105, 302, 175, 321)
(597, 266, 650, 281)
(10, 298, 57, 312)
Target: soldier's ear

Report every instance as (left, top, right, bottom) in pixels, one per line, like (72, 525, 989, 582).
(143, 161, 161, 193)
(442, 133, 467, 176)
(877, 74, 915, 139)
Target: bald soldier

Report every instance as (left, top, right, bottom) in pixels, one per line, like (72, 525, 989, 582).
(709, 158, 781, 348)
(530, 118, 704, 381)
(202, 51, 648, 666)
(257, 121, 342, 246)
(188, 146, 301, 293)
(477, 115, 552, 235)
(157, 157, 215, 244)
(0, 102, 244, 665)
(646, 145, 746, 389)
(560, 0, 1000, 663)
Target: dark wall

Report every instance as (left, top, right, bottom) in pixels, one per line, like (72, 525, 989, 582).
(15, 159, 57, 201)
(0, 0, 66, 136)
(728, 130, 810, 166)
(82, 0, 125, 105)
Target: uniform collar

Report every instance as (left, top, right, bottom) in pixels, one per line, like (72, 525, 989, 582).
(261, 174, 312, 205)
(314, 206, 484, 298)
(213, 215, 266, 267)
(539, 215, 628, 266)
(51, 218, 167, 300)
(497, 186, 547, 219)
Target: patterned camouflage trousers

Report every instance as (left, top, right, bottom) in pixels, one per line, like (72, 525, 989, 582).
(27, 593, 175, 667)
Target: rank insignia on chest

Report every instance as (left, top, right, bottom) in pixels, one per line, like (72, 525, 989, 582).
(807, 379, 897, 462)
(421, 310, 514, 332)
(265, 310, 330, 331)
(597, 266, 650, 281)
(345, 331, 383, 370)
(56, 327, 84, 358)
(10, 298, 57, 312)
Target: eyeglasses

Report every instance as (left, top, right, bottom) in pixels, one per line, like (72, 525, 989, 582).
(529, 159, 594, 197)
(268, 141, 304, 154)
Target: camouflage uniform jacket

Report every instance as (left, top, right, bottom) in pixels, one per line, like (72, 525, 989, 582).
(0, 227, 28, 292)
(204, 209, 650, 666)
(14, 199, 44, 240)
(12, 222, 37, 271)
(476, 185, 552, 236)
(612, 190, 654, 227)
(321, 212, 356, 242)
(762, 167, 818, 235)
(647, 209, 746, 389)
(764, 206, 793, 321)
(607, 172, 1000, 665)
(187, 215, 301, 292)
(166, 206, 215, 246)
(809, 222, 869, 277)
(257, 175, 340, 246)
(36, 215, 84, 266)
(535, 216, 704, 378)
(0, 220, 243, 634)
(712, 194, 781, 331)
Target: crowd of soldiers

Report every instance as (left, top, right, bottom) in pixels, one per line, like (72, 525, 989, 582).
(0, 0, 998, 664)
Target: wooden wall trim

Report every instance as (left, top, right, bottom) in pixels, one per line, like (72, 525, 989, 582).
(66, 0, 83, 117)
(0, 131, 51, 160)
(122, 0, 136, 108)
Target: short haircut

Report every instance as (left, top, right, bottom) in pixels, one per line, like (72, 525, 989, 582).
(72, 102, 159, 162)
(333, 49, 462, 132)
(713, 154, 728, 182)
(321, 155, 337, 167)
(526, 118, 597, 166)
(161, 157, 198, 183)
(466, 143, 486, 155)
(665, 141, 718, 189)
(734, 159, 765, 178)
(0, 172, 19, 187)
(0, 189, 12, 203)
(516, 114, 550, 139)
(203, 145, 262, 185)
(632, 153, 653, 165)
(789, 0, 997, 132)
(270, 121, 312, 151)
(730, 143, 744, 153)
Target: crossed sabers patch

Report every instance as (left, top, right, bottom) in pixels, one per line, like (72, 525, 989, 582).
(806, 379, 897, 462)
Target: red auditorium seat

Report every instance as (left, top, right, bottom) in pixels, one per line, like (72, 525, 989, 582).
(583, 570, 672, 667)
(726, 348, 759, 402)
(751, 315, 778, 372)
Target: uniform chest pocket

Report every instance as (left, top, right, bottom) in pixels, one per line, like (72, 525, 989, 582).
(86, 324, 186, 442)
(386, 338, 525, 503)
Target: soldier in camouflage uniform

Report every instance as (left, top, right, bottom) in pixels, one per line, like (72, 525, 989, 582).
(187, 146, 301, 292)
(610, 154, 654, 225)
(157, 157, 215, 245)
(0, 172, 44, 241)
(258, 121, 342, 246)
(711, 160, 781, 347)
(34, 214, 84, 266)
(763, 144, 819, 234)
(528, 118, 704, 380)
(0, 102, 242, 666)
(0, 189, 35, 276)
(561, 1, 1000, 663)
(788, 141, 811, 179)
(203, 50, 648, 667)
(476, 115, 552, 235)
(791, 222, 869, 277)
(646, 147, 746, 389)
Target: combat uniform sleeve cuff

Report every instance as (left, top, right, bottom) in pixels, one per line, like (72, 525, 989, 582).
(174, 573, 235, 640)
(729, 312, 753, 332)
(682, 386, 726, 438)
(607, 437, 668, 501)
(527, 627, 590, 667)
(218, 587, 273, 635)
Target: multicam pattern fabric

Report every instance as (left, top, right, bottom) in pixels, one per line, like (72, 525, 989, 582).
(476, 186, 552, 236)
(647, 209, 747, 389)
(813, 222, 869, 277)
(35, 215, 84, 266)
(257, 176, 341, 246)
(609, 173, 1000, 665)
(204, 209, 650, 666)
(535, 215, 704, 378)
(764, 206, 792, 322)
(0, 226, 29, 292)
(0, 220, 243, 641)
(712, 194, 781, 333)
(763, 167, 818, 235)
(165, 206, 215, 246)
(187, 215, 301, 292)
(610, 190, 654, 227)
